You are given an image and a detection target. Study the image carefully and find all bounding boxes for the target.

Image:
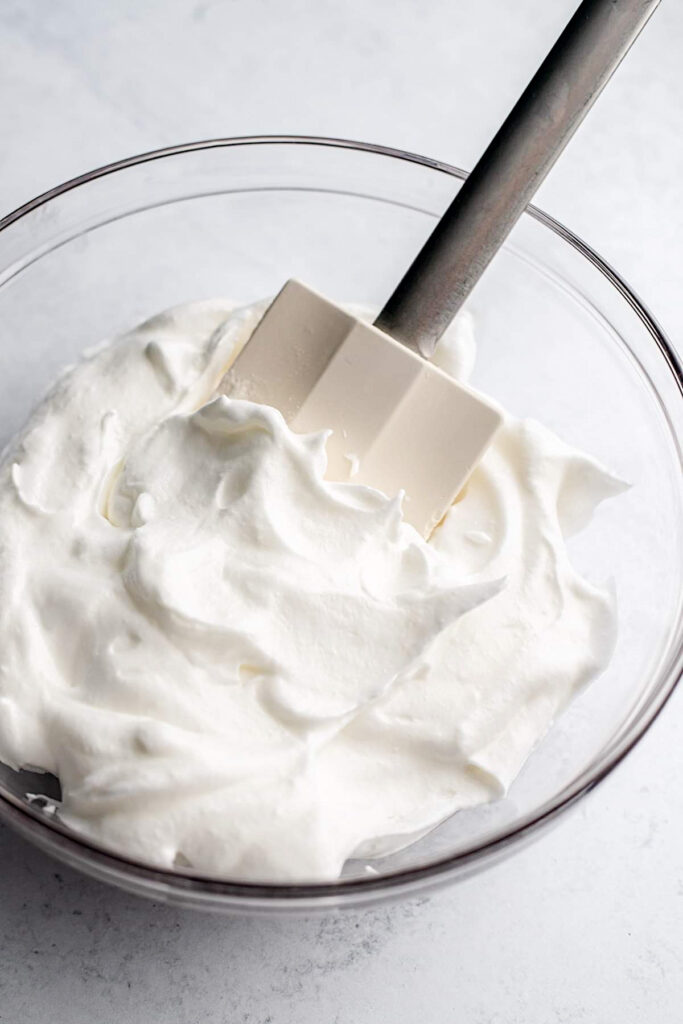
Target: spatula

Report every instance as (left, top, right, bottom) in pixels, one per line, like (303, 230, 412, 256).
(221, 0, 659, 537)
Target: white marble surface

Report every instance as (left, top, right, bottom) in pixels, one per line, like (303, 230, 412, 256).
(1, 1, 682, 1021)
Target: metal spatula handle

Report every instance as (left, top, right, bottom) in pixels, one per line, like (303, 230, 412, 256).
(375, 0, 661, 357)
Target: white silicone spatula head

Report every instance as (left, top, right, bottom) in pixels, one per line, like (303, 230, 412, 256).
(221, 0, 659, 536)
(220, 280, 502, 537)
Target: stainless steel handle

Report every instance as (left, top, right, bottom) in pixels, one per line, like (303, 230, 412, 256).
(375, 0, 661, 356)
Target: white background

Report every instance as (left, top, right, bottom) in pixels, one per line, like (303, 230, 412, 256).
(1, 1, 682, 1021)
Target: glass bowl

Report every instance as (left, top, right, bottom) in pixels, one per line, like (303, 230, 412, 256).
(0, 136, 681, 914)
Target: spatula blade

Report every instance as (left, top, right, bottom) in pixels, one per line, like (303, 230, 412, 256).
(220, 280, 502, 536)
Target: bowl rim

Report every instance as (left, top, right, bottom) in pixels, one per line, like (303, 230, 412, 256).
(1, 133, 682, 904)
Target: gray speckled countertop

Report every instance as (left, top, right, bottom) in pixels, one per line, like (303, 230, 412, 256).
(1, 1, 683, 1021)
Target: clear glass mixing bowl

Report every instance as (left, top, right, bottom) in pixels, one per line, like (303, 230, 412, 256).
(0, 137, 681, 914)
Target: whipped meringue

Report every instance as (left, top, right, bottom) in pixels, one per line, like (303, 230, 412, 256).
(0, 299, 626, 882)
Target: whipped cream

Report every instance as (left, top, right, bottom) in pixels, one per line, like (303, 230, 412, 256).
(0, 300, 626, 882)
